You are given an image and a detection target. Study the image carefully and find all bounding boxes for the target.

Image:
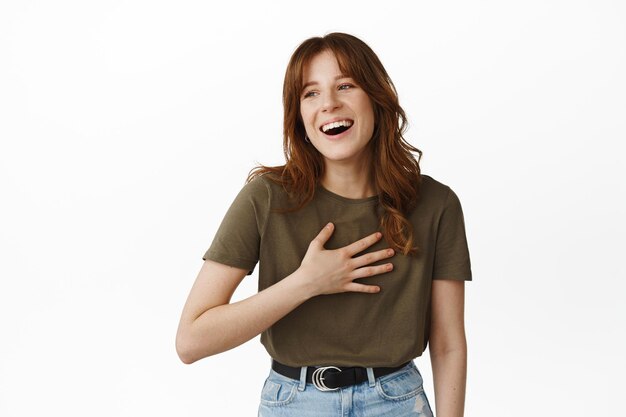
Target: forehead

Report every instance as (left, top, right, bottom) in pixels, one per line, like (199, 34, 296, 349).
(302, 50, 348, 82)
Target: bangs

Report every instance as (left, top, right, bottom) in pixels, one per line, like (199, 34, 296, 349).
(293, 44, 360, 98)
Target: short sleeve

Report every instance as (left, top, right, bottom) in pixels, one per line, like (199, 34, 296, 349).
(432, 187, 472, 281)
(202, 176, 270, 276)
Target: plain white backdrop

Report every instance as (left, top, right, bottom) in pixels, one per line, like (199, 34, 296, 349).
(1, 1, 624, 415)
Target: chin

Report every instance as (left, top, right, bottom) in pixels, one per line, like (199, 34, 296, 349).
(321, 151, 368, 164)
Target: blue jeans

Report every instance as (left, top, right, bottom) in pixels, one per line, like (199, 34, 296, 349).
(258, 360, 434, 417)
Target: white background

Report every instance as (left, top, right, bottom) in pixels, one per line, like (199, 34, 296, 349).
(1, 1, 624, 416)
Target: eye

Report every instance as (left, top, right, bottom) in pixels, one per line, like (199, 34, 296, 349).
(302, 90, 318, 99)
(338, 83, 354, 91)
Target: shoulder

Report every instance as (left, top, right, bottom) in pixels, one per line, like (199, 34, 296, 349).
(222, 174, 274, 215)
(418, 174, 464, 212)
(248, 172, 296, 201)
(420, 174, 452, 201)
(237, 172, 298, 211)
(237, 173, 276, 200)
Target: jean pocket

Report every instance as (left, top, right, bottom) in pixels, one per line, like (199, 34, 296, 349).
(259, 376, 297, 407)
(375, 364, 425, 401)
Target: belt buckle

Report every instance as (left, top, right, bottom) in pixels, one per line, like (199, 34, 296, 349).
(312, 366, 341, 391)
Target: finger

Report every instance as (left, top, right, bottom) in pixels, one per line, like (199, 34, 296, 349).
(343, 282, 381, 294)
(348, 263, 394, 280)
(310, 222, 335, 249)
(343, 231, 383, 257)
(351, 248, 395, 269)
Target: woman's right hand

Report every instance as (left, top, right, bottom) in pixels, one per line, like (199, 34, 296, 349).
(297, 222, 395, 296)
(176, 222, 395, 363)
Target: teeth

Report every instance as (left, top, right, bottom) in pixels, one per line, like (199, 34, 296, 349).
(322, 119, 353, 133)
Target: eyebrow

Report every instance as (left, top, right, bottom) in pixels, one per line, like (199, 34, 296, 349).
(302, 74, 351, 90)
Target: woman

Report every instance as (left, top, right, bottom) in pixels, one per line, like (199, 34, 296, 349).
(176, 32, 472, 417)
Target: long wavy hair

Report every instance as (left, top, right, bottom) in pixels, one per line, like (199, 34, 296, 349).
(248, 32, 423, 256)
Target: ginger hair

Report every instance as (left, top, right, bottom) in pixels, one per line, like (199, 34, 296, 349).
(249, 32, 423, 255)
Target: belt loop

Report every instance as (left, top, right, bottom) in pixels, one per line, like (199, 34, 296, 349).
(298, 366, 307, 391)
(366, 367, 376, 387)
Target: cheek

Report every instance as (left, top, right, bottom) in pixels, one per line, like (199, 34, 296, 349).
(362, 105, 376, 134)
(299, 107, 313, 128)
(356, 96, 376, 131)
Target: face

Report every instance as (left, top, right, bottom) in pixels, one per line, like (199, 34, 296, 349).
(299, 50, 375, 167)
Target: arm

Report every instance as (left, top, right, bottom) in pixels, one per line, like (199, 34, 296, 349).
(175, 259, 313, 364)
(175, 223, 395, 364)
(429, 279, 467, 417)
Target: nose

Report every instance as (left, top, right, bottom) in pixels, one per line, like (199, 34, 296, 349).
(321, 90, 341, 113)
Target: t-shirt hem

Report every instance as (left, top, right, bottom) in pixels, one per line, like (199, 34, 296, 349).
(202, 251, 257, 275)
(432, 275, 473, 281)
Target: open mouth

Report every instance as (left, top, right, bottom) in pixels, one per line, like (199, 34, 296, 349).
(320, 119, 353, 136)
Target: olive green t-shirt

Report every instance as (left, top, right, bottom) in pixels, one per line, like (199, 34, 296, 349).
(203, 173, 472, 367)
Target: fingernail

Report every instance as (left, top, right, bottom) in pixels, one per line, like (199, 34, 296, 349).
(376, 232, 382, 239)
(388, 249, 394, 256)
(327, 222, 333, 228)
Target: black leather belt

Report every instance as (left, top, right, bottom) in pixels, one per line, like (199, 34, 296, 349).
(271, 359, 411, 391)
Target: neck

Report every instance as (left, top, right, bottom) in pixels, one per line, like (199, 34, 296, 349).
(321, 156, 376, 199)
